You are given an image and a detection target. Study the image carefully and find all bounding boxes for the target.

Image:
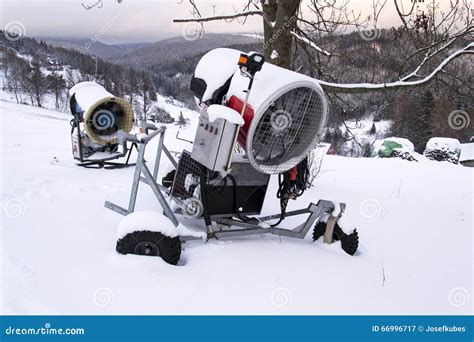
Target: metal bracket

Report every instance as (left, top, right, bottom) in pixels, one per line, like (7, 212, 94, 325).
(212, 200, 345, 240)
(104, 125, 179, 227)
(324, 205, 344, 244)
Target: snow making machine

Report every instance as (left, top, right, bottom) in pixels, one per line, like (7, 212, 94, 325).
(105, 48, 359, 265)
(69, 82, 136, 169)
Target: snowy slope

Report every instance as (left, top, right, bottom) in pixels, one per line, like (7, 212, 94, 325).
(0, 100, 472, 315)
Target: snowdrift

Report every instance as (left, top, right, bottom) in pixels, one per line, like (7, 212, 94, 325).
(0, 100, 472, 315)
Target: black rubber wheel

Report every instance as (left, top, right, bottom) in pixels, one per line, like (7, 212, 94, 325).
(162, 170, 176, 189)
(116, 231, 181, 265)
(313, 221, 335, 241)
(313, 221, 359, 256)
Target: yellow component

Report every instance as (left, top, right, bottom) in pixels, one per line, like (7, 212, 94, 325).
(83, 97, 134, 145)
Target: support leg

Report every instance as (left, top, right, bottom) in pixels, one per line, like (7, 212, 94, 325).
(141, 163, 179, 227)
(127, 143, 146, 213)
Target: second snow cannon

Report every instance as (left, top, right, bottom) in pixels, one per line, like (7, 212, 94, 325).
(69, 82, 136, 168)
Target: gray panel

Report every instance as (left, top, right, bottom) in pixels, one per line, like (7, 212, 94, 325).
(191, 114, 239, 172)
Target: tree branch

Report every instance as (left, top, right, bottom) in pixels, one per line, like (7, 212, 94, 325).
(318, 42, 473, 93)
(290, 31, 331, 56)
(173, 10, 264, 23)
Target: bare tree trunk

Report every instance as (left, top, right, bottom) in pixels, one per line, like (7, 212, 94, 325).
(55, 90, 60, 109)
(261, 0, 277, 62)
(13, 84, 20, 104)
(261, 0, 300, 69)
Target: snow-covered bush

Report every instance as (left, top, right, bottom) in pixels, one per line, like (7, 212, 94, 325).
(424, 138, 461, 164)
(372, 137, 417, 161)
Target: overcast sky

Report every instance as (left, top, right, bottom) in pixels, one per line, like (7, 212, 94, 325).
(0, 0, 448, 44)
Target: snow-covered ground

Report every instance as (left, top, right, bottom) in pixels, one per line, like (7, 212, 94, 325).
(0, 100, 472, 315)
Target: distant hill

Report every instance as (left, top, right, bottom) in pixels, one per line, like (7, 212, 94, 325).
(109, 33, 262, 67)
(41, 37, 151, 60)
(41, 33, 261, 66)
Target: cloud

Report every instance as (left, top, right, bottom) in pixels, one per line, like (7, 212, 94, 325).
(0, 0, 262, 43)
(1, 0, 453, 43)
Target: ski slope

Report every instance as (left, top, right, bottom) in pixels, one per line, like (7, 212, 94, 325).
(0, 100, 472, 315)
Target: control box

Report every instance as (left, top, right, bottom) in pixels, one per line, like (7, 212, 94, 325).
(191, 113, 239, 172)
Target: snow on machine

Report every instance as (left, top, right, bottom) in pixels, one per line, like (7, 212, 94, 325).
(105, 48, 359, 265)
(69, 82, 136, 168)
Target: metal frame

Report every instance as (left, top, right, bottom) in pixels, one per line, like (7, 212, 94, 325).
(104, 124, 345, 244)
(70, 114, 136, 169)
(104, 124, 179, 227)
(211, 201, 344, 240)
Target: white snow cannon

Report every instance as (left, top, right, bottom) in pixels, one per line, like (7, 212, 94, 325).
(191, 48, 328, 174)
(69, 82, 136, 168)
(105, 49, 359, 266)
(69, 82, 134, 145)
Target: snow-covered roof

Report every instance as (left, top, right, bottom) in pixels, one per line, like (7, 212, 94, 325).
(459, 143, 474, 162)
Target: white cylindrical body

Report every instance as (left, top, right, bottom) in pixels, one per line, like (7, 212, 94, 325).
(191, 48, 329, 174)
(69, 82, 134, 145)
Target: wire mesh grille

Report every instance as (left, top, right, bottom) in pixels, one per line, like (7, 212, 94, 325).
(248, 86, 327, 174)
(84, 97, 134, 145)
(171, 151, 204, 201)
